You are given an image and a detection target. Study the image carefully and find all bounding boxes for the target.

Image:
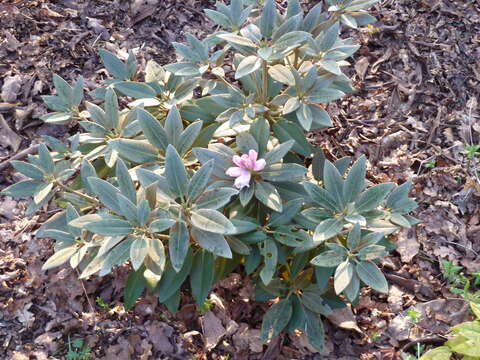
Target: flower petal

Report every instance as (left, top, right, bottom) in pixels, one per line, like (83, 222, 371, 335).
(234, 169, 251, 189)
(253, 158, 266, 171)
(226, 166, 244, 177)
(232, 155, 243, 167)
(248, 149, 258, 162)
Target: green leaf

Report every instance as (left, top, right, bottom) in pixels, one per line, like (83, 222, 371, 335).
(136, 108, 169, 151)
(124, 267, 147, 310)
(149, 218, 176, 233)
(235, 55, 261, 79)
(130, 237, 148, 271)
(357, 245, 388, 261)
(87, 177, 123, 214)
(196, 187, 239, 210)
(165, 145, 189, 199)
(236, 132, 259, 154)
(10, 161, 45, 179)
(356, 261, 388, 294)
(157, 249, 193, 302)
(300, 286, 332, 315)
(165, 106, 183, 147)
(38, 143, 55, 174)
(177, 120, 202, 155)
(260, 298, 292, 342)
(255, 181, 283, 212)
(52, 74, 73, 107)
(259, 0, 276, 38)
(261, 163, 307, 182)
(260, 239, 278, 285)
(319, 22, 339, 52)
(104, 88, 119, 129)
(334, 259, 354, 294)
(268, 64, 295, 86)
(355, 182, 394, 213)
(33, 182, 53, 204)
(446, 335, 480, 356)
(116, 159, 136, 204)
(313, 218, 343, 243)
(269, 198, 303, 227)
(304, 308, 326, 352)
(263, 140, 295, 165)
(311, 250, 346, 267)
(273, 120, 312, 157)
(323, 161, 345, 209)
(470, 302, 480, 319)
(306, 88, 345, 104)
(343, 155, 366, 203)
(42, 246, 77, 270)
(386, 180, 412, 209)
(283, 97, 300, 114)
(187, 160, 214, 201)
(137, 199, 151, 226)
(109, 139, 158, 163)
(190, 250, 215, 305)
(216, 33, 258, 48)
(115, 81, 157, 99)
(74, 215, 133, 236)
(116, 193, 139, 224)
(191, 208, 235, 234)
(1, 180, 44, 198)
(419, 347, 452, 360)
(347, 223, 361, 249)
(250, 118, 270, 156)
(169, 221, 190, 272)
(99, 49, 128, 80)
(191, 228, 232, 258)
(274, 31, 310, 51)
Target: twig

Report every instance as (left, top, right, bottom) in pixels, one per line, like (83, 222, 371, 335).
(76, 268, 98, 330)
(401, 336, 448, 353)
(0, 144, 40, 171)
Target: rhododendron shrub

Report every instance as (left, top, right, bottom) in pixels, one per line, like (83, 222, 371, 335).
(1, 0, 418, 350)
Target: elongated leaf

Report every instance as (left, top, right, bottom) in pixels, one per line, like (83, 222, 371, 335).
(268, 64, 295, 86)
(191, 208, 235, 234)
(313, 218, 343, 243)
(304, 308, 326, 352)
(191, 228, 232, 258)
(38, 143, 55, 174)
(109, 138, 158, 163)
(83, 217, 132, 236)
(42, 246, 77, 270)
(190, 250, 214, 305)
(124, 267, 146, 310)
(116, 159, 136, 204)
(334, 259, 354, 294)
(259, 0, 276, 38)
(116, 193, 138, 224)
(157, 249, 193, 302)
(269, 198, 303, 227)
(311, 250, 346, 267)
(263, 140, 295, 165)
(356, 261, 388, 293)
(115, 81, 157, 99)
(149, 218, 176, 233)
(273, 120, 312, 157)
(136, 108, 169, 151)
(196, 187, 238, 209)
(260, 239, 277, 285)
(355, 182, 394, 213)
(177, 120, 202, 155)
(169, 221, 190, 272)
(87, 177, 123, 214)
(261, 163, 307, 182)
(165, 145, 189, 199)
(99, 49, 128, 80)
(255, 181, 283, 212)
(343, 155, 366, 203)
(235, 55, 261, 79)
(10, 161, 45, 179)
(165, 106, 183, 147)
(187, 159, 214, 201)
(261, 298, 292, 341)
(300, 286, 332, 315)
(323, 161, 345, 209)
(130, 237, 148, 270)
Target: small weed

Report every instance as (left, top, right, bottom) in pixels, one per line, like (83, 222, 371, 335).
(65, 336, 91, 360)
(199, 299, 214, 313)
(464, 144, 480, 159)
(407, 308, 420, 324)
(425, 160, 436, 169)
(95, 296, 110, 310)
(371, 332, 381, 341)
(441, 260, 463, 283)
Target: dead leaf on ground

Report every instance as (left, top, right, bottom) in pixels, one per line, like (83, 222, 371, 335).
(0, 113, 22, 152)
(396, 228, 419, 262)
(326, 306, 362, 334)
(200, 310, 226, 351)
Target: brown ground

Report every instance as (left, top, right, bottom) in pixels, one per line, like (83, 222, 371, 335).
(1, 0, 479, 359)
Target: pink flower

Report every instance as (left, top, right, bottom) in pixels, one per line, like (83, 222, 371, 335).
(226, 150, 266, 189)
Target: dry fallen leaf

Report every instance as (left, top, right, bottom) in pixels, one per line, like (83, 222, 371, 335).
(396, 228, 419, 262)
(200, 311, 226, 351)
(0, 113, 22, 152)
(326, 306, 362, 334)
